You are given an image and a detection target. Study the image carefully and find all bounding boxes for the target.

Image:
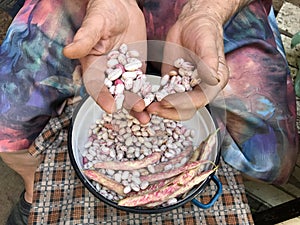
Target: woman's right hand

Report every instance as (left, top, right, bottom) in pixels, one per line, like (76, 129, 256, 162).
(63, 0, 149, 122)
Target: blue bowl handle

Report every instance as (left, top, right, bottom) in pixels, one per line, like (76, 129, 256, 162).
(191, 175, 222, 209)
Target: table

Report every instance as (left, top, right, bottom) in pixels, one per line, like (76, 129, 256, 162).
(27, 105, 254, 225)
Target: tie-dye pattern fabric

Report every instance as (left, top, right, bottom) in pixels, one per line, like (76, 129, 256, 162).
(0, 0, 298, 184)
(220, 2, 299, 184)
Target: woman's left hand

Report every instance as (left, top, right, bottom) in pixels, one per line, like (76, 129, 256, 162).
(147, 0, 231, 121)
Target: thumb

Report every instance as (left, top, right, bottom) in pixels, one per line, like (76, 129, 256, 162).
(63, 9, 105, 59)
(198, 56, 229, 103)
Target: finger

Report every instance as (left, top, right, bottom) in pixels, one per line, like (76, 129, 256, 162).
(63, 8, 106, 59)
(82, 55, 116, 113)
(96, 89, 116, 113)
(161, 41, 186, 75)
(198, 56, 229, 104)
(85, 78, 116, 113)
(123, 91, 150, 124)
(123, 91, 145, 112)
(162, 39, 220, 86)
(130, 110, 151, 125)
(147, 87, 207, 121)
(147, 101, 180, 120)
(181, 21, 222, 85)
(84, 66, 116, 113)
(216, 55, 230, 89)
(162, 27, 220, 86)
(192, 37, 221, 86)
(147, 100, 196, 121)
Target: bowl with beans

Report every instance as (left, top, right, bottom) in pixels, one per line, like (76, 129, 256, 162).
(68, 44, 221, 213)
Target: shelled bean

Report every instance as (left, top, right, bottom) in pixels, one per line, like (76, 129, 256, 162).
(82, 108, 196, 199)
(80, 43, 219, 207)
(103, 43, 201, 109)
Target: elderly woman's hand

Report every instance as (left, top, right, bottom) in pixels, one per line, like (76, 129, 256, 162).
(147, 0, 251, 121)
(63, 0, 148, 121)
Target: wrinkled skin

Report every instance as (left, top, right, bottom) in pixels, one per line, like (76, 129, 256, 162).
(63, 0, 149, 122)
(63, 0, 251, 122)
(147, 0, 251, 121)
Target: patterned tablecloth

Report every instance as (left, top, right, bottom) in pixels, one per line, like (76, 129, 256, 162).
(27, 105, 254, 225)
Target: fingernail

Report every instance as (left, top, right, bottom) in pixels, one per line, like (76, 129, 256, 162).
(210, 68, 221, 82)
(210, 74, 220, 85)
(214, 75, 220, 83)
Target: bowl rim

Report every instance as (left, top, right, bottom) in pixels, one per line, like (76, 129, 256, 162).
(67, 94, 221, 214)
